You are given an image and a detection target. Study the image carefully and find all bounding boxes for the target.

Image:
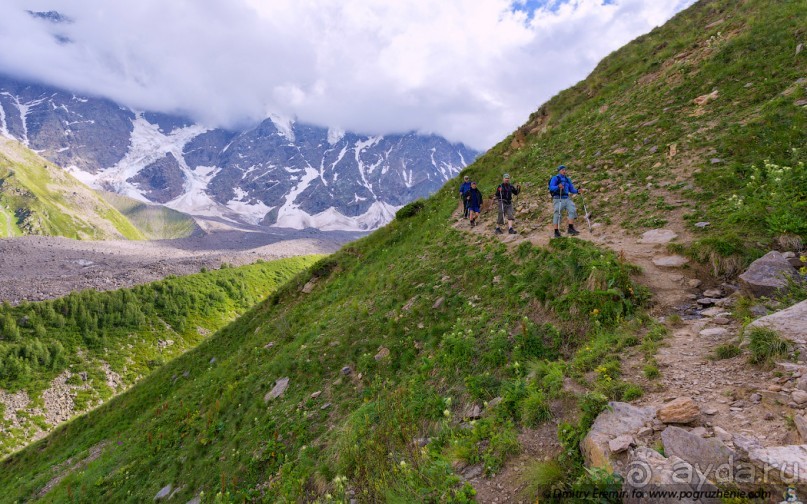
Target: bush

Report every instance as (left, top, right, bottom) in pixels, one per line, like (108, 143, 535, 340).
(748, 327, 790, 366)
(711, 343, 742, 360)
(396, 199, 426, 220)
(520, 390, 552, 427)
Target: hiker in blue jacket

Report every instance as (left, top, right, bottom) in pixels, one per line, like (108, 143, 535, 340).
(459, 175, 472, 218)
(549, 165, 582, 237)
(465, 181, 483, 227)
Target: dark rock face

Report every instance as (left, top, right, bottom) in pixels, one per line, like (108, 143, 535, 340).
(127, 153, 185, 203)
(0, 74, 479, 229)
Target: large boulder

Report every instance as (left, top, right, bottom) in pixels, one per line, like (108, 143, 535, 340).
(747, 444, 807, 487)
(661, 426, 736, 473)
(657, 397, 700, 424)
(748, 299, 807, 345)
(622, 447, 720, 504)
(738, 251, 800, 298)
(581, 402, 656, 472)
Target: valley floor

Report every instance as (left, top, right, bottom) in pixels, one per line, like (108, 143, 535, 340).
(0, 227, 361, 304)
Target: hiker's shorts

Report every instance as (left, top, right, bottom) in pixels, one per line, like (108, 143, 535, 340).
(468, 205, 480, 213)
(553, 197, 577, 225)
(497, 202, 514, 225)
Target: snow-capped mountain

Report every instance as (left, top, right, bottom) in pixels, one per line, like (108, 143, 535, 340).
(0, 75, 478, 231)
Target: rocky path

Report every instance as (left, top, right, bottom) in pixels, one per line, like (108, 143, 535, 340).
(452, 206, 799, 502)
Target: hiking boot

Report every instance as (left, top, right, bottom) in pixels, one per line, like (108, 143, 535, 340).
(508, 228, 517, 234)
(495, 227, 503, 234)
(554, 229, 562, 238)
(567, 225, 580, 236)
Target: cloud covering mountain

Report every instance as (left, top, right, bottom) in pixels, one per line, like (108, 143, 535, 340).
(0, 0, 695, 150)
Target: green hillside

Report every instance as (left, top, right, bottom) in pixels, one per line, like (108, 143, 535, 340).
(0, 256, 319, 458)
(0, 137, 145, 240)
(1, 0, 804, 502)
(99, 191, 203, 240)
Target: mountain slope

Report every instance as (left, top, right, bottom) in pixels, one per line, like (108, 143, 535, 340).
(1, 0, 805, 501)
(0, 137, 144, 240)
(0, 78, 479, 231)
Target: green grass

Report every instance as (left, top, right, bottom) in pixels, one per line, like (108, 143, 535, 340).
(747, 326, 791, 367)
(711, 343, 742, 361)
(0, 138, 144, 240)
(0, 256, 318, 457)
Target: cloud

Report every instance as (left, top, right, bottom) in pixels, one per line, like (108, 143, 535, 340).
(0, 0, 695, 150)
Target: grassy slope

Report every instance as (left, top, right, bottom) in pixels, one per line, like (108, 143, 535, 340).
(99, 190, 202, 240)
(1, 0, 804, 501)
(0, 137, 144, 240)
(0, 256, 319, 458)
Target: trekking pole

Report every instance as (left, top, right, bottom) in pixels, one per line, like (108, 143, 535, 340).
(579, 191, 593, 233)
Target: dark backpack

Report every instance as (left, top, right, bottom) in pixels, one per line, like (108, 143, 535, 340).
(548, 175, 560, 196)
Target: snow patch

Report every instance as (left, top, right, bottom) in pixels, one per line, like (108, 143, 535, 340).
(0, 100, 9, 138)
(327, 127, 345, 145)
(269, 113, 295, 142)
(274, 201, 399, 232)
(225, 187, 274, 225)
(164, 165, 229, 218)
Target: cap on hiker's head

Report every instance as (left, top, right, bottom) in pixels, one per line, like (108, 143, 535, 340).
(464, 175, 469, 180)
(503, 173, 510, 179)
(557, 165, 567, 172)
(471, 181, 477, 185)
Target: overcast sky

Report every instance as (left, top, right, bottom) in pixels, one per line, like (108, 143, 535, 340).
(0, 0, 695, 150)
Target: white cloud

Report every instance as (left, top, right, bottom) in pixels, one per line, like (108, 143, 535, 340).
(0, 0, 695, 150)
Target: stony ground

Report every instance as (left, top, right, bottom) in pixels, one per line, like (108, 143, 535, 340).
(0, 227, 362, 305)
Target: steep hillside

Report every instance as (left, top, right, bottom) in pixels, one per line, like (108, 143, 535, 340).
(1, 0, 804, 502)
(0, 137, 144, 240)
(98, 190, 202, 240)
(0, 256, 319, 457)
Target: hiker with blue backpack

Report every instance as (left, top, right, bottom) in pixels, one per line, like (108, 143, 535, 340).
(495, 173, 521, 234)
(459, 175, 472, 218)
(549, 165, 582, 237)
(465, 181, 483, 227)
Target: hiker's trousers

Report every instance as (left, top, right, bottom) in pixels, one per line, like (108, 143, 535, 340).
(553, 197, 577, 225)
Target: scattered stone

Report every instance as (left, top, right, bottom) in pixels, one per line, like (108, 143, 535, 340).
(686, 294, 698, 300)
(374, 347, 390, 361)
(301, 278, 318, 294)
(749, 300, 807, 346)
(492, 275, 501, 284)
(797, 377, 807, 392)
(783, 251, 797, 259)
(712, 317, 730, 325)
(796, 99, 807, 107)
(693, 89, 719, 106)
(320, 402, 331, 410)
(703, 288, 722, 298)
(702, 406, 718, 416)
(462, 464, 483, 480)
(697, 298, 719, 307)
(638, 229, 678, 244)
(750, 393, 762, 404)
(657, 397, 700, 424)
(264, 342, 275, 349)
(402, 296, 417, 311)
(688, 279, 703, 288)
(464, 404, 483, 420)
(749, 305, 769, 318)
(608, 435, 634, 453)
(713, 426, 732, 443)
(79, 372, 88, 381)
(154, 485, 173, 501)
(432, 297, 445, 310)
(637, 426, 654, 438)
(310, 390, 322, 399)
(652, 255, 689, 268)
(793, 390, 807, 405)
(209, 357, 217, 365)
(694, 221, 710, 228)
(795, 415, 807, 440)
(738, 251, 800, 297)
(186, 497, 201, 504)
(798, 43, 804, 55)
(699, 327, 728, 338)
(264, 377, 290, 402)
(690, 426, 708, 438)
(710, 158, 723, 164)
(668, 144, 678, 158)
(486, 397, 503, 409)
(414, 437, 431, 447)
(341, 366, 353, 376)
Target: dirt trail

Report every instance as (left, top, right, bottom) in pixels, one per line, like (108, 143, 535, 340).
(452, 205, 790, 503)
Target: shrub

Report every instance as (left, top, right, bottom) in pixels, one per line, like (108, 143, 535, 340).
(520, 390, 552, 427)
(396, 199, 426, 220)
(711, 343, 741, 360)
(748, 327, 790, 366)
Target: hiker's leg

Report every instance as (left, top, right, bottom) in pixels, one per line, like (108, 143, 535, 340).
(506, 204, 515, 228)
(497, 203, 505, 226)
(553, 198, 562, 229)
(566, 200, 578, 225)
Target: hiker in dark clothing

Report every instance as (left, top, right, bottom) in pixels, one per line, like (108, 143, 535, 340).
(459, 175, 472, 218)
(465, 181, 483, 227)
(495, 173, 521, 234)
(548, 165, 582, 237)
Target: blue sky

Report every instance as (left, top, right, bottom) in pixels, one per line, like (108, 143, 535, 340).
(0, 0, 696, 150)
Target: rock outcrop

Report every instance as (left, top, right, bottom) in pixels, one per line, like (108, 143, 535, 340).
(738, 251, 800, 297)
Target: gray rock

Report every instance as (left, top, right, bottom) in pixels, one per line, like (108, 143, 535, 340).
(581, 402, 657, 472)
(748, 300, 807, 346)
(608, 435, 634, 453)
(154, 485, 172, 501)
(341, 366, 353, 375)
(713, 426, 731, 442)
(264, 377, 290, 402)
(186, 498, 201, 504)
(712, 317, 730, 325)
(699, 327, 728, 338)
(320, 402, 331, 410)
(657, 397, 700, 424)
(738, 251, 800, 297)
(694, 221, 711, 228)
(374, 347, 390, 361)
(462, 464, 483, 479)
(661, 426, 736, 471)
(622, 447, 720, 504)
(795, 415, 807, 440)
(302, 278, 318, 294)
(750, 393, 762, 404)
(793, 390, 807, 405)
(697, 298, 719, 306)
(688, 279, 703, 288)
(747, 444, 807, 485)
(209, 357, 217, 365)
(310, 390, 322, 399)
(703, 289, 723, 298)
(464, 404, 482, 420)
(652, 255, 689, 268)
(784, 251, 797, 259)
(638, 229, 678, 244)
(432, 297, 445, 310)
(486, 397, 502, 409)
